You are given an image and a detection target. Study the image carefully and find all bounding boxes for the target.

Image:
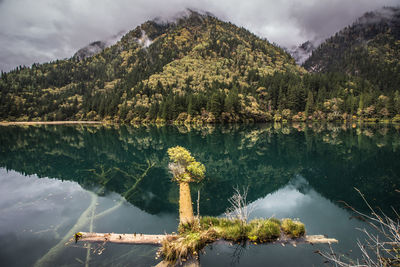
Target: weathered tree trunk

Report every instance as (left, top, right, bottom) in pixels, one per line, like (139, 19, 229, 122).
(74, 232, 337, 266)
(73, 232, 177, 245)
(179, 182, 194, 224)
(74, 232, 338, 246)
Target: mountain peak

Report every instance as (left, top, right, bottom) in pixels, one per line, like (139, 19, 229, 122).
(73, 31, 126, 60)
(356, 6, 399, 26)
(303, 6, 400, 92)
(151, 8, 215, 25)
(73, 9, 214, 60)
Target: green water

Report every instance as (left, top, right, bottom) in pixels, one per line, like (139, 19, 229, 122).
(0, 123, 399, 266)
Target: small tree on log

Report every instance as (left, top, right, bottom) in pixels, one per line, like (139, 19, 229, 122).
(168, 146, 205, 224)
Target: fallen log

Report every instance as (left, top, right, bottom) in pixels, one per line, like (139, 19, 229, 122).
(73, 232, 177, 245)
(273, 234, 338, 246)
(73, 232, 337, 246)
(300, 235, 338, 244)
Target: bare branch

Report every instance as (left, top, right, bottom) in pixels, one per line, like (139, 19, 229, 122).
(225, 186, 256, 222)
(319, 189, 400, 267)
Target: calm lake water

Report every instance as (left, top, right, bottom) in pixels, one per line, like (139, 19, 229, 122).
(0, 123, 399, 266)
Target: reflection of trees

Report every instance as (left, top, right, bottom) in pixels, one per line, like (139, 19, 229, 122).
(87, 165, 112, 187)
(123, 160, 155, 200)
(0, 123, 399, 216)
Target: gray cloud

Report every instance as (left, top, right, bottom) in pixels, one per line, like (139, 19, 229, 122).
(0, 0, 399, 72)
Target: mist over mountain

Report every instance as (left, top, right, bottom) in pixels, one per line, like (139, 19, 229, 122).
(1, 0, 399, 73)
(304, 6, 400, 93)
(74, 31, 126, 60)
(287, 40, 317, 65)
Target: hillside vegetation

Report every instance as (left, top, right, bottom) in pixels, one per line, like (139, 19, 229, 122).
(303, 7, 400, 121)
(1, 9, 400, 123)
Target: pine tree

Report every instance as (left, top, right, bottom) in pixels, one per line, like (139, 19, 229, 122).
(358, 94, 364, 117)
(305, 91, 314, 117)
(224, 87, 239, 113)
(149, 102, 159, 120)
(187, 95, 193, 115)
(161, 101, 167, 120)
(210, 92, 223, 117)
(394, 90, 400, 114)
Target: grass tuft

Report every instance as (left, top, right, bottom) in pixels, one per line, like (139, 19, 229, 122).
(161, 228, 217, 263)
(160, 216, 306, 263)
(217, 223, 247, 241)
(247, 219, 281, 242)
(281, 218, 306, 238)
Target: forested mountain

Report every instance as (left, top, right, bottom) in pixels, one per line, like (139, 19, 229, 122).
(0, 9, 400, 123)
(304, 7, 400, 93)
(0, 11, 304, 123)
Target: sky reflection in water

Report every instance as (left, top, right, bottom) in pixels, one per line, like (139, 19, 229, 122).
(0, 123, 398, 266)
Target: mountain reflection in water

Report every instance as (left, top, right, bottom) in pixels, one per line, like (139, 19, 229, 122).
(0, 123, 399, 266)
(0, 123, 398, 215)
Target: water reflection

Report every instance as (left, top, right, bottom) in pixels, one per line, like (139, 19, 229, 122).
(0, 123, 398, 215)
(202, 176, 367, 267)
(0, 123, 399, 266)
(251, 175, 367, 248)
(0, 169, 176, 267)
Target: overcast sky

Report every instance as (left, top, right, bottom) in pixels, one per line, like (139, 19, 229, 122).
(0, 0, 399, 72)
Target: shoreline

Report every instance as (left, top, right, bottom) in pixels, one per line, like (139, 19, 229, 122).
(0, 120, 398, 127)
(0, 121, 105, 126)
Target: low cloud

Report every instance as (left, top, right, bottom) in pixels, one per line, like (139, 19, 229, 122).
(0, 0, 398, 71)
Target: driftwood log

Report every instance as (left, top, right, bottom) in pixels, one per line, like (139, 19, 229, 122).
(73, 232, 337, 267)
(73, 232, 177, 245)
(73, 232, 338, 246)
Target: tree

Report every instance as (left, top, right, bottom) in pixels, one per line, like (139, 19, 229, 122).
(167, 146, 205, 224)
(225, 87, 239, 113)
(210, 92, 224, 117)
(187, 95, 193, 116)
(393, 90, 400, 114)
(305, 91, 314, 118)
(358, 94, 365, 117)
(149, 102, 159, 120)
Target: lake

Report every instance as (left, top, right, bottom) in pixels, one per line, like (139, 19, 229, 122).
(0, 123, 399, 266)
